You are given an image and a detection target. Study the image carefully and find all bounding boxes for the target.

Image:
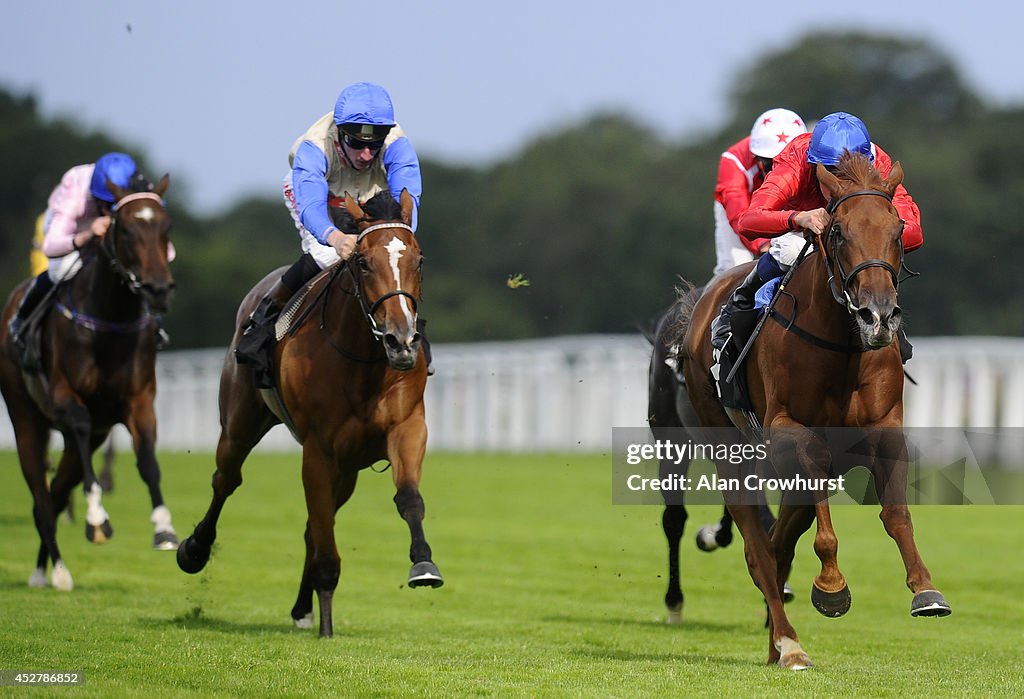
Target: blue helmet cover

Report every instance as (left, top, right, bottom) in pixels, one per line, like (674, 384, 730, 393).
(90, 152, 137, 202)
(807, 112, 873, 165)
(333, 82, 396, 127)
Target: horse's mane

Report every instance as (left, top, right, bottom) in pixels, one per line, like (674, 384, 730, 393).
(833, 152, 884, 191)
(331, 191, 404, 234)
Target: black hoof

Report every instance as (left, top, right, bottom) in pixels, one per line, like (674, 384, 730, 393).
(176, 537, 211, 574)
(408, 561, 444, 588)
(811, 584, 851, 617)
(911, 590, 951, 617)
(86, 520, 114, 544)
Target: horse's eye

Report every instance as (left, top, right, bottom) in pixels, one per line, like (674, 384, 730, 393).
(357, 256, 371, 273)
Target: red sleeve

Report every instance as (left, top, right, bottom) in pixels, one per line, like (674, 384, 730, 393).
(714, 155, 767, 253)
(872, 146, 923, 253)
(736, 166, 801, 239)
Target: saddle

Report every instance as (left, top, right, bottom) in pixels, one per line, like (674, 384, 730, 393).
(710, 279, 781, 411)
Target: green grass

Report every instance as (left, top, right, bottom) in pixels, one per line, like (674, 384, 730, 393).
(0, 450, 1022, 697)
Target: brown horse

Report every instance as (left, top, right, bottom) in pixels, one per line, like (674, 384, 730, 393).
(176, 189, 442, 637)
(678, 152, 949, 669)
(0, 175, 177, 591)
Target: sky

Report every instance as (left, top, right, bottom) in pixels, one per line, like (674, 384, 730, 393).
(2, 1, 1021, 214)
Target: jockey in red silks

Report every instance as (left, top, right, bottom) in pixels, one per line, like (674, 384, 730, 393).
(711, 112, 923, 359)
(712, 108, 806, 276)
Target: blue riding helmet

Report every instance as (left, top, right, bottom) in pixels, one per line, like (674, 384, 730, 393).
(334, 82, 396, 141)
(90, 152, 137, 203)
(806, 112, 873, 166)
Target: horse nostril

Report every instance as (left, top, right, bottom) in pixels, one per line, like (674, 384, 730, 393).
(384, 334, 402, 352)
(857, 308, 876, 326)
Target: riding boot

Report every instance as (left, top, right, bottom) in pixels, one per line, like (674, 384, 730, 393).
(8, 272, 54, 348)
(710, 267, 761, 353)
(898, 328, 913, 364)
(235, 279, 295, 371)
(417, 317, 434, 376)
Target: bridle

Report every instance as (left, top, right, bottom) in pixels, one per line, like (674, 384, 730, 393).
(103, 191, 166, 295)
(818, 189, 908, 314)
(344, 222, 420, 341)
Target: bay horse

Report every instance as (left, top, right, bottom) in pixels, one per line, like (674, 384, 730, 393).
(677, 152, 949, 668)
(648, 293, 788, 624)
(0, 175, 177, 591)
(176, 189, 443, 638)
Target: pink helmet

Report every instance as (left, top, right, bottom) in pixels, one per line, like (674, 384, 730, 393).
(749, 108, 807, 159)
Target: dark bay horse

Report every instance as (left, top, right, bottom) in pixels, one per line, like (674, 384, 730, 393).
(176, 189, 443, 637)
(648, 294, 786, 624)
(678, 153, 949, 669)
(0, 175, 177, 591)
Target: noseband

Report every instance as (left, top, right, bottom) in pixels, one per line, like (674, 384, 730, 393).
(104, 191, 166, 294)
(346, 222, 420, 340)
(819, 189, 905, 314)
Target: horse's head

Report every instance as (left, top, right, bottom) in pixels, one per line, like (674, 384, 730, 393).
(344, 189, 423, 371)
(105, 175, 176, 313)
(816, 154, 906, 350)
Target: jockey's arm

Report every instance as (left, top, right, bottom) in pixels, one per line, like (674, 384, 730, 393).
(291, 141, 341, 245)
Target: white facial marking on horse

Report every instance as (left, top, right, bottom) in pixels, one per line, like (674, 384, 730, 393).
(385, 236, 415, 326)
(134, 206, 156, 222)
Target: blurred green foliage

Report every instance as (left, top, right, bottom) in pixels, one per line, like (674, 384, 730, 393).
(1, 32, 1021, 347)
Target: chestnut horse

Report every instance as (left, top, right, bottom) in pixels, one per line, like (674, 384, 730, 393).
(0, 175, 177, 591)
(678, 153, 949, 669)
(176, 190, 443, 637)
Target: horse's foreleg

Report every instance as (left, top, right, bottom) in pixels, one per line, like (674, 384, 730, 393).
(299, 448, 345, 638)
(291, 524, 315, 629)
(126, 390, 177, 550)
(869, 430, 951, 616)
(388, 416, 443, 589)
(770, 423, 849, 618)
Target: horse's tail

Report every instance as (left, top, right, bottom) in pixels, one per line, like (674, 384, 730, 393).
(668, 279, 700, 349)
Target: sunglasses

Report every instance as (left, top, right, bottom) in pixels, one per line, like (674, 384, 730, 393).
(343, 134, 385, 152)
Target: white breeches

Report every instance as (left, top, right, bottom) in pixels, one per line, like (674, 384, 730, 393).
(712, 202, 755, 277)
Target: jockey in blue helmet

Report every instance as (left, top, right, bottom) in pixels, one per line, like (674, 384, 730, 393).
(9, 152, 173, 350)
(235, 82, 425, 386)
(806, 112, 873, 165)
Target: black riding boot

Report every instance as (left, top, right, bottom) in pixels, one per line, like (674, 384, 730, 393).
(235, 279, 294, 371)
(8, 272, 54, 346)
(417, 317, 434, 376)
(710, 267, 761, 353)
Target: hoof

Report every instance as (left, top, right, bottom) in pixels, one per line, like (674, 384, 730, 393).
(28, 568, 48, 588)
(51, 561, 74, 591)
(776, 637, 813, 671)
(86, 520, 113, 544)
(153, 530, 180, 551)
(176, 537, 211, 574)
(408, 561, 444, 588)
(666, 601, 683, 625)
(811, 584, 851, 617)
(695, 525, 720, 552)
(911, 590, 951, 617)
(292, 612, 313, 630)
(783, 581, 795, 603)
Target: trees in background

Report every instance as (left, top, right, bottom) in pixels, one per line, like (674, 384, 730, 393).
(1, 33, 1021, 347)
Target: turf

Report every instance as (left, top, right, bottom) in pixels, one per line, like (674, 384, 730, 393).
(0, 450, 1021, 697)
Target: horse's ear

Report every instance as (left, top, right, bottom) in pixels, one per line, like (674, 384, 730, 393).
(106, 177, 127, 203)
(154, 173, 171, 197)
(399, 188, 414, 226)
(815, 163, 841, 199)
(884, 161, 904, 194)
(343, 191, 366, 224)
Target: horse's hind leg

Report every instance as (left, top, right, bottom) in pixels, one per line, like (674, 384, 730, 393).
(662, 504, 687, 623)
(388, 416, 443, 589)
(126, 389, 178, 550)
